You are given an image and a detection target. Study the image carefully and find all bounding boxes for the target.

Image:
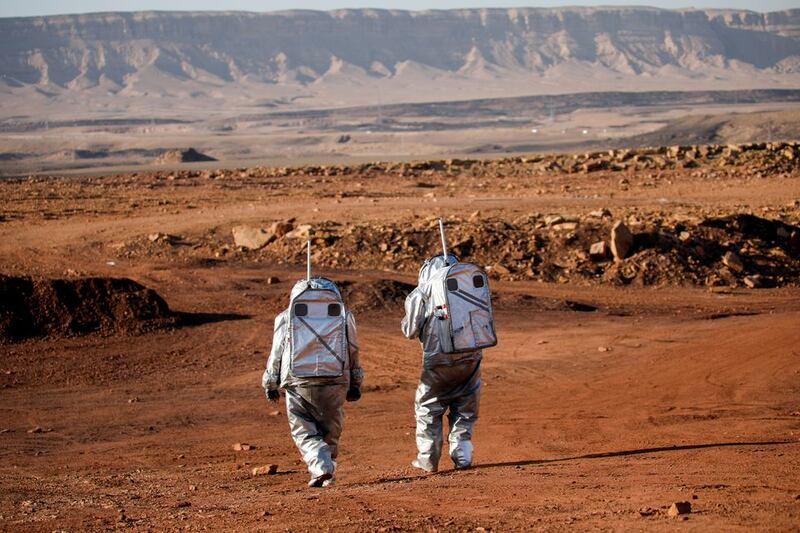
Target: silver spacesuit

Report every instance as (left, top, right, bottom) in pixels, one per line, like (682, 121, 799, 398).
(401, 254, 481, 472)
(262, 278, 363, 487)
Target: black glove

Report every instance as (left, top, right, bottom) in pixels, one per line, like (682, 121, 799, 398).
(267, 389, 280, 403)
(346, 387, 361, 402)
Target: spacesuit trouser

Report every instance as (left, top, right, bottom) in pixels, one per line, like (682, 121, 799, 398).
(414, 359, 481, 471)
(285, 384, 347, 479)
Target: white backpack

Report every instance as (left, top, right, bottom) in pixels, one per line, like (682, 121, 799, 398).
(289, 277, 348, 378)
(427, 259, 497, 354)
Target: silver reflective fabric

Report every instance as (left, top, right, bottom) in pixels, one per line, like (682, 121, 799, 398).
(430, 262, 497, 353)
(402, 255, 482, 368)
(262, 277, 363, 483)
(285, 384, 347, 478)
(263, 278, 363, 391)
(414, 359, 481, 471)
(402, 254, 482, 471)
(290, 288, 346, 378)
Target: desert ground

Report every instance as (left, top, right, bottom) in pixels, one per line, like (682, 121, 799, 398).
(3, 89, 800, 176)
(1, 142, 799, 531)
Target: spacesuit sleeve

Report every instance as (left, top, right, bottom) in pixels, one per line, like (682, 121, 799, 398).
(346, 311, 364, 388)
(262, 311, 287, 393)
(401, 286, 427, 340)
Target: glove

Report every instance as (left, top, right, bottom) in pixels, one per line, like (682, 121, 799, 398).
(346, 387, 361, 402)
(267, 389, 280, 403)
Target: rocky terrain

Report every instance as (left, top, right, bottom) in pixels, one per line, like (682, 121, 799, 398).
(0, 141, 798, 531)
(20, 141, 793, 291)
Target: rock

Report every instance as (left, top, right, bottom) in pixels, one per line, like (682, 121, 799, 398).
(154, 148, 216, 164)
(492, 264, 511, 276)
(175, 501, 191, 508)
(251, 464, 279, 476)
(148, 232, 179, 244)
(337, 134, 352, 144)
(232, 225, 275, 250)
(610, 221, 634, 261)
(589, 241, 609, 261)
(743, 275, 762, 289)
(267, 276, 280, 284)
(722, 251, 745, 273)
(544, 215, 564, 226)
(668, 501, 691, 517)
(552, 222, 578, 232)
(286, 224, 312, 240)
(233, 443, 254, 451)
(27, 426, 43, 434)
(587, 208, 611, 218)
(638, 507, 656, 517)
(270, 221, 294, 238)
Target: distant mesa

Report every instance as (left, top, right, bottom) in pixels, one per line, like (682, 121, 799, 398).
(154, 148, 216, 165)
(1, 8, 799, 104)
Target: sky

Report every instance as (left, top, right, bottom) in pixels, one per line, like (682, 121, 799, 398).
(1, 0, 799, 18)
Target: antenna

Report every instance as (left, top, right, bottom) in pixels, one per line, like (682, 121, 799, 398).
(438, 218, 449, 264)
(306, 240, 312, 281)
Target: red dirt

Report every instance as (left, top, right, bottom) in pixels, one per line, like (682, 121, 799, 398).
(1, 147, 799, 531)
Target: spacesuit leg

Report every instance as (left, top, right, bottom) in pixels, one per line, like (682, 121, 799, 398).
(447, 363, 481, 468)
(413, 374, 446, 472)
(285, 385, 347, 480)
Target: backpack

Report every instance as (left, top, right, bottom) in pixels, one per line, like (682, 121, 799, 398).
(427, 260, 497, 353)
(289, 277, 348, 378)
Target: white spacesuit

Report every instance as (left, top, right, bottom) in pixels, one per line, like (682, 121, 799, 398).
(262, 277, 363, 487)
(401, 254, 481, 472)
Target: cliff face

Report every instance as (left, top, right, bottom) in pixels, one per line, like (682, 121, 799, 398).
(0, 7, 799, 99)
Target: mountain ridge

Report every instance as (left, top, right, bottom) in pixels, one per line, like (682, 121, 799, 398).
(1, 7, 799, 108)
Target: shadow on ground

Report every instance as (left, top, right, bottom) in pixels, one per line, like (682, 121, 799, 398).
(362, 440, 796, 487)
(176, 311, 252, 327)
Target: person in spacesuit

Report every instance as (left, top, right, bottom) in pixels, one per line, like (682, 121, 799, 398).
(262, 277, 363, 487)
(401, 253, 482, 473)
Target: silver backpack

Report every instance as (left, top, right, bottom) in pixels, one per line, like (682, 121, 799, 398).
(428, 260, 497, 353)
(427, 219, 497, 353)
(288, 243, 348, 377)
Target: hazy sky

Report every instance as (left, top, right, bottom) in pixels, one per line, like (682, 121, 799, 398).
(1, 0, 799, 18)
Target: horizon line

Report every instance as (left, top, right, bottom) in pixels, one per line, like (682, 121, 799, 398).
(2, 5, 796, 20)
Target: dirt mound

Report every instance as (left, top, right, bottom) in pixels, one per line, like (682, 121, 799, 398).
(153, 148, 216, 164)
(340, 279, 415, 311)
(0, 275, 178, 342)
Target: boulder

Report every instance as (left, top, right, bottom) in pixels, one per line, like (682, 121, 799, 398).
(722, 251, 744, 273)
(286, 224, 312, 240)
(589, 241, 609, 261)
(270, 221, 294, 238)
(668, 502, 691, 517)
(232, 226, 275, 250)
(743, 275, 762, 289)
(610, 221, 634, 261)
